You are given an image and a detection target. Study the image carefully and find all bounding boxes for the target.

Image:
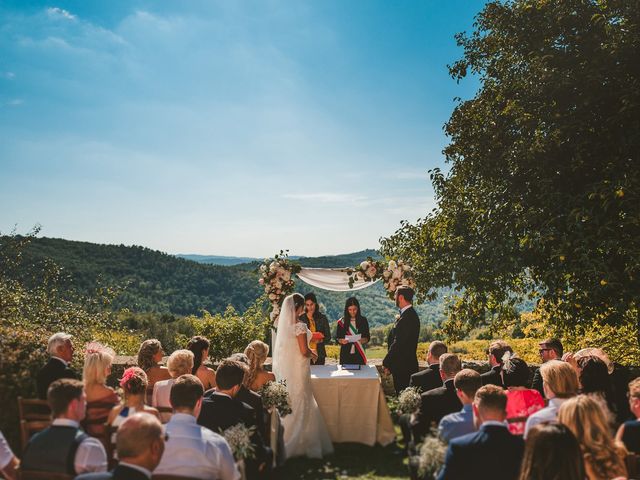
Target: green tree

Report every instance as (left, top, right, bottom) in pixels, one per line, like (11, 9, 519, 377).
(381, 0, 640, 341)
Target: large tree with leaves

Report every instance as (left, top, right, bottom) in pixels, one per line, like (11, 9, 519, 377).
(381, 0, 640, 342)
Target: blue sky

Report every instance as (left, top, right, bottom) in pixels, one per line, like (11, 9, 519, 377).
(0, 0, 483, 257)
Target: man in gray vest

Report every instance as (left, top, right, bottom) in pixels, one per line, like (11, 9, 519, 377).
(22, 379, 107, 475)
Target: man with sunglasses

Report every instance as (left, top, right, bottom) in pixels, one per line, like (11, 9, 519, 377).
(531, 338, 563, 397)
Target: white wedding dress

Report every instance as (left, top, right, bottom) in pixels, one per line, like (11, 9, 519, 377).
(272, 295, 334, 459)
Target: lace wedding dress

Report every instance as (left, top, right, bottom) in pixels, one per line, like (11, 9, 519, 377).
(272, 295, 334, 459)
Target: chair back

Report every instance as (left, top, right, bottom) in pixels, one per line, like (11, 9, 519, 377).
(156, 406, 173, 424)
(626, 453, 639, 478)
(17, 397, 52, 451)
(17, 468, 74, 480)
(19, 419, 51, 451)
(146, 386, 155, 405)
(81, 400, 118, 432)
(152, 476, 202, 480)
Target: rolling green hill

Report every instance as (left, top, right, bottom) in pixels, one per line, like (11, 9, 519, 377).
(11, 237, 446, 326)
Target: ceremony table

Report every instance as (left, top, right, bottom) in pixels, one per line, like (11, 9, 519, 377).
(310, 364, 396, 446)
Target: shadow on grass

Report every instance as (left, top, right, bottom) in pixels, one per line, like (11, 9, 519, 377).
(277, 440, 409, 479)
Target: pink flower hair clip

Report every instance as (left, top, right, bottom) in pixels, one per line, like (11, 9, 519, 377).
(120, 367, 138, 387)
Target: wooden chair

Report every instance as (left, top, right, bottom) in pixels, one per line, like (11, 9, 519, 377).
(146, 386, 155, 405)
(17, 468, 73, 480)
(156, 406, 173, 424)
(626, 453, 639, 479)
(17, 397, 52, 451)
(103, 424, 119, 469)
(81, 400, 118, 434)
(152, 476, 201, 480)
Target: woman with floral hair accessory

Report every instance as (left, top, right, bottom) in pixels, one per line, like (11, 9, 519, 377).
(83, 341, 120, 436)
(107, 367, 159, 428)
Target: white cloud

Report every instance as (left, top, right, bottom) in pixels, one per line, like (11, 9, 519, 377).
(7, 99, 23, 106)
(283, 192, 368, 205)
(46, 7, 77, 21)
(2, 72, 15, 79)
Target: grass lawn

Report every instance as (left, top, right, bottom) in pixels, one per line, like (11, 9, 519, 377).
(278, 427, 409, 479)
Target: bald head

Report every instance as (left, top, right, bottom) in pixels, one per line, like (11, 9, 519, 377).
(117, 412, 164, 469)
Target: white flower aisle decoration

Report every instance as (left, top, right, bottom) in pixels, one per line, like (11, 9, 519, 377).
(258, 251, 301, 324)
(223, 423, 256, 461)
(396, 386, 422, 415)
(258, 380, 292, 417)
(415, 434, 447, 479)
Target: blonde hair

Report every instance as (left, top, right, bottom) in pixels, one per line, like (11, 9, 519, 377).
(83, 342, 115, 386)
(137, 339, 162, 372)
(244, 341, 269, 388)
(167, 349, 194, 378)
(558, 395, 627, 479)
(540, 360, 579, 398)
(629, 377, 640, 399)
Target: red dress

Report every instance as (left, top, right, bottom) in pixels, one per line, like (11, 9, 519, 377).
(506, 388, 545, 435)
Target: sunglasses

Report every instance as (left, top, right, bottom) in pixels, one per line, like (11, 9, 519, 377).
(539, 348, 552, 353)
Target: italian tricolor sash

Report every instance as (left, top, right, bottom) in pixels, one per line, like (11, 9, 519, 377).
(338, 319, 367, 364)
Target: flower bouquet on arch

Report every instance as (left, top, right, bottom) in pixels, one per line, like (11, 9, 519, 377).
(346, 257, 386, 288)
(258, 250, 301, 325)
(382, 259, 416, 300)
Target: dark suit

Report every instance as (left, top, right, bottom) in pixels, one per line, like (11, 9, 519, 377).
(37, 357, 78, 399)
(411, 379, 462, 442)
(383, 306, 420, 393)
(437, 424, 524, 480)
(300, 313, 332, 365)
(481, 365, 504, 388)
(530, 367, 544, 397)
(235, 385, 267, 440)
(410, 364, 442, 392)
(75, 464, 149, 480)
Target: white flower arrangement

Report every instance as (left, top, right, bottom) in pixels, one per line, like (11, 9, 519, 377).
(259, 380, 292, 417)
(397, 386, 422, 415)
(223, 423, 256, 461)
(258, 251, 301, 324)
(415, 434, 448, 478)
(382, 259, 416, 300)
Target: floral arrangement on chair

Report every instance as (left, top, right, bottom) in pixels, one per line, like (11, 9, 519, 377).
(396, 386, 422, 415)
(258, 251, 301, 324)
(223, 423, 256, 461)
(415, 433, 448, 479)
(258, 380, 292, 417)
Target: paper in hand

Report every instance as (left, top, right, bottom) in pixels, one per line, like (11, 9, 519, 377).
(345, 334, 361, 343)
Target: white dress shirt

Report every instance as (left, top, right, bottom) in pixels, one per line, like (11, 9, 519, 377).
(0, 431, 15, 469)
(524, 397, 569, 438)
(153, 413, 240, 480)
(400, 304, 412, 315)
(52, 419, 108, 473)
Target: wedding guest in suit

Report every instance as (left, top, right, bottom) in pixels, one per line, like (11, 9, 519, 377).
(108, 368, 159, 433)
(152, 349, 194, 422)
(187, 336, 217, 390)
(0, 430, 18, 480)
(83, 342, 119, 437)
(383, 286, 420, 393)
(136, 339, 171, 389)
(481, 340, 513, 387)
(530, 338, 563, 397)
(336, 297, 370, 365)
(524, 360, 579, 438)
(518, 423, 585, 480)
(154, 375, 239, 480)
(231, 352, 268, 440)
(502, 355, 544, 435)
(409, 341, 447, 392)
(243, 341, 276, 392)
(36, 332, 78, 399)
(412, 353, 462, 442)
(438, 368, 482, 442)
(437, 385, 524, 480)
(616, 377, 640, 454)
(198, 359, 270, 479)
(558, 395, 628, 480)
(301, 293, 332, 365)
(76, 413, 165, 480)
(22, 379, 107, 475)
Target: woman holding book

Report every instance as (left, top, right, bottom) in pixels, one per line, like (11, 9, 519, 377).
(336, 297, 370, 365)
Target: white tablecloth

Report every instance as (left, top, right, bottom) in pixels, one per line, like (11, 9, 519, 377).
(310, 365, 396, 446)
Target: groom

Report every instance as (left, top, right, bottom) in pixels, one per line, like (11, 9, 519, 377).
(383, 286, 420, 394)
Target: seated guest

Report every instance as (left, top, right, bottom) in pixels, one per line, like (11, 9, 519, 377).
(437, 385, 524, 480)
(524, 360, 579, 438)
(137, 339, 171, 388)
(530, 338, 563, 397)
(231, 352, 268, 440)
(616, 377, 640, 454)
(152, 349, 194, 422)
(83, 342, 119, 437)
(0, 430, 18, 480)
(577, 355, 617, 423)
(243, 341, 276, 392)
(187, 336, 217, 390)
(336, 297, 370, 365)
(412, 353, 463, 442)
(154, 374, 239, 480)
(108, 368, 159, 431)
(518, 423, 585, 480)
(198, 359, 270, 479)
(438, 368, 482, 442)
(502, 355, 544, 435)
(76, 413, 165, 480)
(21, 379, 107, 475)
(558, 394, 628, 480)
(37, 332, 78, 399)
(481, 340, 512, 387)
(410, 341, 447, 392)
(300, 293, 332, 365)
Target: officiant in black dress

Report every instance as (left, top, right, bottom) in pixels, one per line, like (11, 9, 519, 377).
(336, 297, 370, 365)
(299, 293, 332, 365)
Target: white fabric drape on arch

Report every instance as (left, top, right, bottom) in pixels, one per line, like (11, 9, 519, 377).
(296, 267, 379, 292)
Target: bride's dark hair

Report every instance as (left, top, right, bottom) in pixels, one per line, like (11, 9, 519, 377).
(292, 293, 305, 310)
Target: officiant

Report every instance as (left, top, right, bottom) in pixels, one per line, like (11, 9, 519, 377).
(336, 297, 370, 365)
(300, 293, 332, 365)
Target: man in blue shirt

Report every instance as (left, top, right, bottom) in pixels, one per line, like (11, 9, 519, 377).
(438, 369, 482, 442)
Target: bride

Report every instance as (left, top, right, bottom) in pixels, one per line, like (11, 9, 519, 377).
(272, 293, 334, 459)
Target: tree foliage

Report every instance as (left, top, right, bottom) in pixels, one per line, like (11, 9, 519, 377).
(381, 0, 640, 338)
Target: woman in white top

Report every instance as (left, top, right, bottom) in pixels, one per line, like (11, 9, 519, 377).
(152, 349, 194, 423)
(0, 430, 18, 480)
